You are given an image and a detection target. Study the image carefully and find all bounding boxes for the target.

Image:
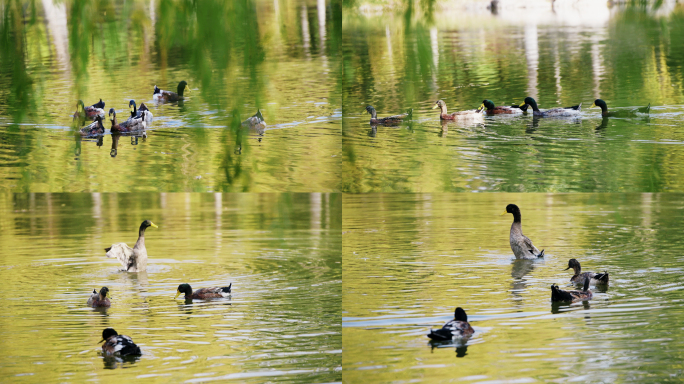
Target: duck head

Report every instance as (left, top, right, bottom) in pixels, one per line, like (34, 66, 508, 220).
(175, 283, 193, 299)
(591, 99, 608, 113)
(100, 328, 118, 343)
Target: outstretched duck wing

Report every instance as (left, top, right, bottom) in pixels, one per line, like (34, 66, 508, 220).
(105, 243, 136, 271)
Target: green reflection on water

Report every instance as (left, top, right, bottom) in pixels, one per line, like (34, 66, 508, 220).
(0, 192, 341, 382)
(0, 0, 341, 192)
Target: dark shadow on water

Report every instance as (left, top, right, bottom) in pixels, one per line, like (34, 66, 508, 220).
(102, 354, 142, 369)
(428, 339, 470, 358)
(551, 300, 591, 314)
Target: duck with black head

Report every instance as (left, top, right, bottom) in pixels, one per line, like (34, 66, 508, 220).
(519, 97, 582, 117)
(104, 220, 158, 272)
(590, 99, 650, 118)
(503, 204, 544, 259)
(565, 258, 609, 286)
(551, 277, 593, 302)
(100, 328, 142, 356)
(174, 283, 232, 300)
(480, 99, 523, 115)
(427, 307, 475, 341)
(87, 287, 111, 308)
(153, 81, 190, 102)
(365, 105, 412, 126)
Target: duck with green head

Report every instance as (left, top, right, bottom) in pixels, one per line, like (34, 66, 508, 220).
(480, 99, 523, 115)
(519, 97, 582, 117)
(590, 99, 650, 118)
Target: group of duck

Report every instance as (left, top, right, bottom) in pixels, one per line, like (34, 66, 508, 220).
(88, 219, 232, 357)
(73, 80, 266, 138)
(427, 204, 609, 342)
(365, 97, 650, 126)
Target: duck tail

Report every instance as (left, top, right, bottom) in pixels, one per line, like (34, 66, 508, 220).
(638, 103, 650, 114)
(537, 249, 545, 258)
(583, 277, 590, 292)
(222, 283, 232, 293)
(551, 284, 573, 302)
(566, 103, 581, 111)
(153, 85, 160, 95)
(427, 328, 451, 341)
(595, 271, 609, 284)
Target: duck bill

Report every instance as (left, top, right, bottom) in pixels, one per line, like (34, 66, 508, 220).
(432, 104, 439, 109)
(98, 338, 105, 343)
(519, 101, 526, 107)
(150, 222, 159, 228)
(501, 211, 507, 215)
(174, 290, 181, 299)
(564, 266, 571, 270)
(590, 102, 597, 108)
(479, 103, 485, 110)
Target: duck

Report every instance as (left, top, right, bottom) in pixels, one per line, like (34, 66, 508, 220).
(365, 105, 412, 126)
(241, 109, 266, 130)
(104, 220, 158, 272)
(109, 108, 146, 133)
(100, 328, 142, 356)
(590, 99, 650, 117)
(480, 99, 523, 115)
(503, 204, 544, 259)
(433, 100, 483, 120)
(551, 277, 592, 302)
(79, 115, 105, 137)
(174, 283, 232, 300)
(153, 81, 190, 102)
(565, 258, 609, 285)
(427, 307, 475, 341)
(519, 97, 582, 117)
(73, 99, 105, 122)
(87, 287, 111, 307)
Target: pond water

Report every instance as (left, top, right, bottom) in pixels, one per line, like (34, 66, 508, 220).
(0, 0, 341, 192)
(343, 193, 684, 383)
(0, 193, 341, 382)
(342, 4, 684, 192)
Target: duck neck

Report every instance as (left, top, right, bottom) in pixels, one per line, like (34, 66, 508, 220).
(530, 101, 540, 112)
(572, 264, 582, 276)
(440, 104, 447, 115)
(134, 224, 147, 249)
(369, 109, 377, 119)
(110, 114, 117, 128)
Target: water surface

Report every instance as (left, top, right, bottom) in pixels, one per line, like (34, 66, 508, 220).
(0, 0, 342, 192)
(343, 193, 684, 383)
(342, 4, 684, 192)
(0, 193, 341, 383)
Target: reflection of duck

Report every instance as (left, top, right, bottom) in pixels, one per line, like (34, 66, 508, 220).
(79, 116, 105, 137)
(590, 99, 650, 117)
(427, 307, 475, 341)
(105, 220, 158, 272)
(100, 328, 142, 356)
(565, 259, 609, 286)
(366, 105, 412, 125)
(175, 283, 232, 300)
(110, 133, 120, 157)
(503, 204, 544, 259)
(241, 109, 266, 133)
(73, 99, 105, 122)
(153, 81, 190, 102)
(88, 287, 111, 307)
(480, 100, 522, 115)
(433, 100, 483, 121)
(551, 277, 592, 302)
(520, 97, 581, 117)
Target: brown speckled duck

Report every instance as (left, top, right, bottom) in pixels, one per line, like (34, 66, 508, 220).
(565, 259, 609, 285)
(551, 277, 593, 302)
(87, 287, 111, 308)
(174, 283, 232, 300)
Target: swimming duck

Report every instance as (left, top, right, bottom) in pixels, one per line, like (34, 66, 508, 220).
(109, 108, 146, 133)
(100, 328, 142, 356)
(480, 100, 522, 115)
(174, 283, 232, 300)
(433, 100, 483, 120)
(427, 307, 475, 341)
(105, 220, 158, 272)
(590, 99, 650, 117)
(79, 115, 105, 137)
(241, 109, 266, 130)
(73, 99, 105, 122)
(551, 277, 592, 302)
(365, 105, 412, 126)
(153, 81, 190, 102)
(565, 258, 609, 285)
(520, 97, 581, 117)
(503, 204, 544, 259)
(87, 287, 111, 307)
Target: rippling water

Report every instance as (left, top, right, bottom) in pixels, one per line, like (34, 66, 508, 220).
(342, 5, 684, 192)
(0, 193, 341, 382)
(343, 193, 684, 382)
(0, 0, 342, 192)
